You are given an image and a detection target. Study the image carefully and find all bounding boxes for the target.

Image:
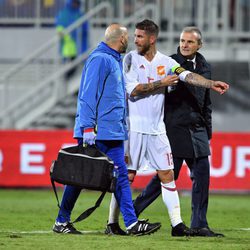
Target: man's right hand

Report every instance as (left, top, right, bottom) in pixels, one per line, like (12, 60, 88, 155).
(161, 75, 179, 87)
(83, 128, 96, 146)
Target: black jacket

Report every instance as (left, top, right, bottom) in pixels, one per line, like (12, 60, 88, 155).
(164, 47, 212, 158)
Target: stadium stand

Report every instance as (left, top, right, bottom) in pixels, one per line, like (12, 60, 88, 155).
(0, 0, 249, 131)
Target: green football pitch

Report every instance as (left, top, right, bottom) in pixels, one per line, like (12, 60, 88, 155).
(0, 189, 249, 250)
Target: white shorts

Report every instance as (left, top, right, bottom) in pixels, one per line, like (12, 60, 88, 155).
(127, 131, 174, 171)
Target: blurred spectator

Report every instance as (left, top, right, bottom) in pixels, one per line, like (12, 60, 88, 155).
(55, 0, 88, 79)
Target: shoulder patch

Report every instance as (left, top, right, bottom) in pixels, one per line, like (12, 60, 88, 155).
(124, 53, 132, 73)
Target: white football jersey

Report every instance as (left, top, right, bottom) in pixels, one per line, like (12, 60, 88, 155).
(123, 50, 179, 134)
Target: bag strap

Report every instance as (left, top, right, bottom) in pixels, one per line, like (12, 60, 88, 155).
(51, 177, 107, 223)
(72, 191, 106, 223)
(51, 178, 61, 208)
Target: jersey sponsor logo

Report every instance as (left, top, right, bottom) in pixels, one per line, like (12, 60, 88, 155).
(157, 65, 165, 76)
(147, 77, 154, 83)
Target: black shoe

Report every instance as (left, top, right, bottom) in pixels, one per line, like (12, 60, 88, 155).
(192, 227, 224, 237)
(127, 219, 161, 236)
(171, 222, 193, 237)
(105, 222, 127, 235)
(53, 221, 82, 234)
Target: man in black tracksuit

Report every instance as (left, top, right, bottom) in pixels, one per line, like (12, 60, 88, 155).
(133, 27, 224, 237)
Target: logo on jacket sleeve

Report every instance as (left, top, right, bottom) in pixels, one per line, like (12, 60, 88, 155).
(157, 66, 165, 76)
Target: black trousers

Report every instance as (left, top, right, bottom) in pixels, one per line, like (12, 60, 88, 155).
(133, 156, 210, 228)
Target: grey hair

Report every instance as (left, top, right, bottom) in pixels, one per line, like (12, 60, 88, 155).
(181, 26, 203, 45)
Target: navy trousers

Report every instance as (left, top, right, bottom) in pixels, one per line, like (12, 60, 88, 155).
(133, 156, 210, 228)
(57, 140, 138, 228)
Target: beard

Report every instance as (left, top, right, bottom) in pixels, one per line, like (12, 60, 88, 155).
(136, 43, 150, 55)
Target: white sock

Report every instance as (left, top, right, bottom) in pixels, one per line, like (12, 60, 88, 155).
(161, 181, 182, 227)
(108, 193, 120, 224)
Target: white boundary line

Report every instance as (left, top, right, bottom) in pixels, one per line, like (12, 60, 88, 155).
(238, 228, 250, 231)
(0, 230, 102, 234)
(0, 228, 249, 234)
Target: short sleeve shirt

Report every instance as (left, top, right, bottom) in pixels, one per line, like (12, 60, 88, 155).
(123, 50, 179, 134)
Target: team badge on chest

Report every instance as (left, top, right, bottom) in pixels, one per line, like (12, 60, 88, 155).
(157, 65, 165, 76)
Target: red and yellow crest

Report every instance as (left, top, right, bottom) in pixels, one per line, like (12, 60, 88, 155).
(157, 65, 165, 76)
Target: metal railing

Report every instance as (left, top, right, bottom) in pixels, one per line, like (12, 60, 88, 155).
(0, 2, 158, 129)
(0, 0, 63, 26)
(0, 2, 113, 128)
(0, 0, 249, 32)
(0, 0, 249, 129)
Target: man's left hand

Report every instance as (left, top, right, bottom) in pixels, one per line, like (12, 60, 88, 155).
(211, 81, 229, 95)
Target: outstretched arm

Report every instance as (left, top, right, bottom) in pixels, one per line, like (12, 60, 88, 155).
(172, 66, 229, 94)
(184, 72, 229, 95)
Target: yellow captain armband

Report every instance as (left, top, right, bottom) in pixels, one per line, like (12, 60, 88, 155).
(171, 65, 186, 75)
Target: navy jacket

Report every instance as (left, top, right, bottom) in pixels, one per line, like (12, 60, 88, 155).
(164, 47, 212, 158)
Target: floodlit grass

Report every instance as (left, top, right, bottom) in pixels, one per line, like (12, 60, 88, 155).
(0, 189, 249, 250)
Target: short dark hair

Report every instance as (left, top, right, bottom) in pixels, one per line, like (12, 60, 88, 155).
(135, 19, 159, 37)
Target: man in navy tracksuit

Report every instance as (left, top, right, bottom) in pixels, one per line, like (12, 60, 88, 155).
(52, 23, 161, 236)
